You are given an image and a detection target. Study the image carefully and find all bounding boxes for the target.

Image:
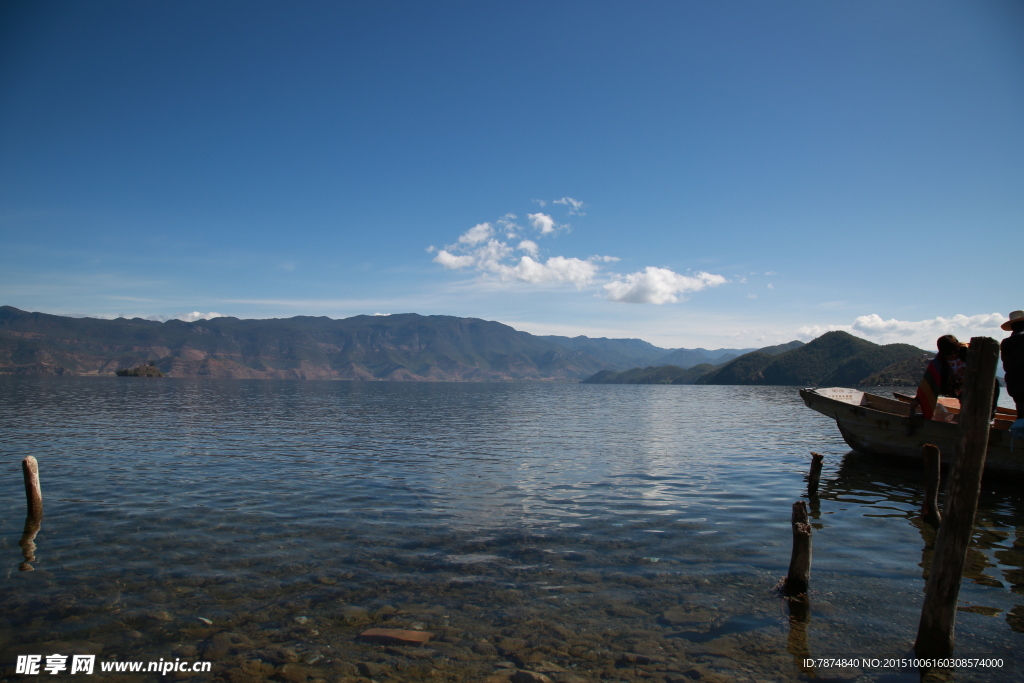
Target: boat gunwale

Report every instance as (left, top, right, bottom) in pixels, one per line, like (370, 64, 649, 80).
(799, 386, 1024, 474)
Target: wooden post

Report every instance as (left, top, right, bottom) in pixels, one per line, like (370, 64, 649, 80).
(807, 452, 824, 497)
(23, 456, 42, 518)
(19, 456, 43, 571)
(915, 337, 999, 660)
(784, 501, 812, 597)
(921, 444, 942, 527)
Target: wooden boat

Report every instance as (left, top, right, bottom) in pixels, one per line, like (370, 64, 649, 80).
(799, 387, 1023, 474)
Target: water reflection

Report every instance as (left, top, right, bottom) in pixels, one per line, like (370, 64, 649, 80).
(819, 448, 1024, 637)
(1, 378, 1021, 681)
(18, 510, 41, 572)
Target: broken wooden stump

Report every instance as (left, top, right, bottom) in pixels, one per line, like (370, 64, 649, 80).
(783, 500, 812, 597)
(915, 336, 998, 661)
(807, 452, 824, 497)
(921, 444, 942, 528)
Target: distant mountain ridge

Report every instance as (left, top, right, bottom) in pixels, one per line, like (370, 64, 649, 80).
(538, 336, 670, 369)
(0, 305, 770, 381)
(580, 363, 720, 385)
(540, 335, 756, 370)
(584, 332, 929, 386)
(1, 307, 923, 385)
(0, 307, 603, 381)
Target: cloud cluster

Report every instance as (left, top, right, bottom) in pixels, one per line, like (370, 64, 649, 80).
(430, 219, 600, 288)
(144, 311, 226, 323)
(430, 202, 726, 303)
(527, 213, 557, 235)
(797, 312, 1007, 349)
(604, 268, 726, 304)
(553, 197, 585, 215)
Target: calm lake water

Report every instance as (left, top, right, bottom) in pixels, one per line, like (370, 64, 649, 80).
(1, 377, 1021, 682)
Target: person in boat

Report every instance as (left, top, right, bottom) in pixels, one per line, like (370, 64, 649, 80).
(908, 335, 968, 420)
(1001, 311, 1024, 436)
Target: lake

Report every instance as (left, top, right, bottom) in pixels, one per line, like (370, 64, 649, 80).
(1, 377, 1021, 682)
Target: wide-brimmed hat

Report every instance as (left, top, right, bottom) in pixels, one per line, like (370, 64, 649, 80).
(1003, 310, 1024, 331)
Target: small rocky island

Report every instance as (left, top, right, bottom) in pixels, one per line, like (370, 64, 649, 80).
(115, 362, 164, 377)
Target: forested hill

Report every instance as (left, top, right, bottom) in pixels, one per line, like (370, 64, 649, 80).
(580, 340, 805, 385)
(696, 331, 927, 386)
(583, 332, 930, 386)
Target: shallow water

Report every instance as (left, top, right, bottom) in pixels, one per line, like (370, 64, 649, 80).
(1, 377, 1021, 682)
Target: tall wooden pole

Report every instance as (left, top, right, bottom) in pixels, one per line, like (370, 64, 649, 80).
(921, 444, 942, 528)
(915, 337, 999, 660)
(19, 456, 43, 571)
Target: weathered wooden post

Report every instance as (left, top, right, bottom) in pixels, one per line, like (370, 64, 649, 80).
(19, 456, 43, 571)
(23, 456, 43, 518)
(921, 444, 942, 528)
(915, 337, 999, 660)
(784, 501, 812, 597)
(807, 452, 824, 497)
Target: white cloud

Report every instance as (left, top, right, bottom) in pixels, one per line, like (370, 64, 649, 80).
(144, 311, 226, 323)
(517, 240, 539, 256)
(433, 249, 476, 269)
(431, 215, 606, 289)
(511, 255, 599, 288)
(473, 238, 515, 272)
(604, 268, 727, 304)
(431, 208, 725, 303)
(496, 214, 520, 239)
(795, 323, 848, 339)
(796, 312, 1007, 349)
(436, 246, 598, 289)
(458, 222, 493, 244)
(528, 213, 557, 234)
(553, 197, 585, 215)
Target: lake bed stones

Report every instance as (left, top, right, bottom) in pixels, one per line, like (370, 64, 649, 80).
(358, 627, 434, 646)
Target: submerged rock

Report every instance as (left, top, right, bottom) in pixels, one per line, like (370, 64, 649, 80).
(511, 671, 554, 683)
(358, 627, 433, 645)
(202, 631, 254, 659)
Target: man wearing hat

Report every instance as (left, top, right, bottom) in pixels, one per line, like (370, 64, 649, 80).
(1002, 310, 1024, 422)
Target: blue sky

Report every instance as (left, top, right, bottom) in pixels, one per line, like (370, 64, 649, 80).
(1, 1, 1022, 350)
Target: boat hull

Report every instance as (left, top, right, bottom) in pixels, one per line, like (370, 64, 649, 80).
(800, 388, 1023, 474)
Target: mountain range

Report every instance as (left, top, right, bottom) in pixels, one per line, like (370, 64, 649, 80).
(0, 306, 749, 381)
(583, 332, 929, 386)
(0, 306, 934, 386)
